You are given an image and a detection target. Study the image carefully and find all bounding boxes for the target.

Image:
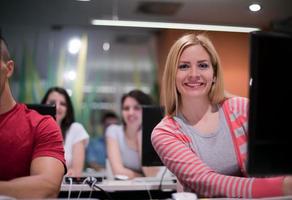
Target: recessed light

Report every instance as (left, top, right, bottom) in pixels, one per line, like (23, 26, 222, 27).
(76, 0, 91, 2)
(68, 38, 81, 54)
(249, 3, 261, 12)
(102, 42, 110, 51)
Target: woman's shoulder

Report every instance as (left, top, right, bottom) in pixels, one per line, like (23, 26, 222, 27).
(152, 115, 191, 143)
(69, 122, 86, 130)
(153, 115, 181, 134)
(221, 96, 249, 116)
(107, 124, 123, 131)
(105, 124, 124, 137)
(67, 122, 89, 136)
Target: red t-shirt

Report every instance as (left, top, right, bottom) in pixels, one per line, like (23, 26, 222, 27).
(0, 103, 66, 180)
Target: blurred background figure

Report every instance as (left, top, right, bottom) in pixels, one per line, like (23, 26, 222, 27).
(86, 111, 119, 172)
(106, 89, 158, 179)
(41, 86, 89, 177)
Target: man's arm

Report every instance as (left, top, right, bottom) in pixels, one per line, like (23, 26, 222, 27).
(0, 156, 65, 198)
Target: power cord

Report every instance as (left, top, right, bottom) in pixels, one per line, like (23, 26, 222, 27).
(76, 177, 90, 199)
(67, 177, 73, 200)
(158, 167, 168, 191)
(142, 180, 153, 200)
(86, 176, 97, 199)
(86, 176, 113, 200)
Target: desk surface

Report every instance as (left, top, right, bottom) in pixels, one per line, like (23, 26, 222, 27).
(60, 179, 176, 199)
(61, 179, 177, 191)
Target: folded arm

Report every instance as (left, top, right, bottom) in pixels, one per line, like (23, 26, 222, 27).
(0, 156, 65, 198)
(151, 119, 284, 198)
(106, 137, 143, 179)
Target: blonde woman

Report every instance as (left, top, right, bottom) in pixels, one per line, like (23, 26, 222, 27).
(151, 33, 292, 198)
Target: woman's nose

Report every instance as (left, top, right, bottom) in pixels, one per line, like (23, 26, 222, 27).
(189, 66, 198, 77)
(55, 103, 60, 111)
(128, 108, 135, 115)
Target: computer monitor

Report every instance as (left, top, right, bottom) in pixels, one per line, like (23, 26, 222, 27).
(27, 104, 56, 120)
(141, 105, 164, 166)
(247, 31, 292, 176)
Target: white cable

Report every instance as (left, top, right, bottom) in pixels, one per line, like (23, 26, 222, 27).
(87, 177, 97, 199)
(67, 177, 73, 200)
(76, 177, 89, 199)
(141, 179, 153, 200)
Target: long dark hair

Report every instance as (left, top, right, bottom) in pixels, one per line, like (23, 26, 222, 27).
(121, 89, 153, 126)
(41, 87, 75, 138)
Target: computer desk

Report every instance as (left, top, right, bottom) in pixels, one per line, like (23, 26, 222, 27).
(59, 179, 177, 199)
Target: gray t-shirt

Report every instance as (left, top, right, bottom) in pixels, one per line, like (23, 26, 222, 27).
(174, 107, 241, 176)
(105, 124, 142, 173)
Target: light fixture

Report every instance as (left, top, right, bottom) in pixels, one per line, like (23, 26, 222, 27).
(102, 42, 110, 51)
(64, 70, 77, 81)
(91, 19, 259, 33)
(249, 3, 261, 12)
(68, 38, 81, 54)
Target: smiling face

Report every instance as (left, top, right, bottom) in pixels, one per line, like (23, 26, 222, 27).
(121, 96, 142, 128)
(176, 44, 215, 101)
(45, 91, 68, 125)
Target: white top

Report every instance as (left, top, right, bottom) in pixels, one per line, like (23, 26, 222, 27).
(106, 124, 142, 173)
(64, 122, 89, 167)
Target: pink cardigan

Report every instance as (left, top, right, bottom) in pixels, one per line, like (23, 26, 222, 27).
(151, 97, 284, 198)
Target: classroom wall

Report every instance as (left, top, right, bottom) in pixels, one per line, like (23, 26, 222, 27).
(156, 30, 250, 98)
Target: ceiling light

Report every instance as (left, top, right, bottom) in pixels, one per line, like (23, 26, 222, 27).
(68, 38, 81, 54)
(102, 42, 110, 51)
(91, 19, 259, 33)
(249, 3, 261, 12)
(76, 0, 91, 1)
(64, 70, 77, 81)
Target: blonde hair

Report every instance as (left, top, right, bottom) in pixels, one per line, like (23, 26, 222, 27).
(161, 33, 225, 116)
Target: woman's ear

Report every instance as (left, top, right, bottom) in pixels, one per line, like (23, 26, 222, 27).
(6, 60, 14, 78)
(212, 77, 217, 84)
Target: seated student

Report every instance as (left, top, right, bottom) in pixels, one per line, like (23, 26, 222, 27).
(41, 87, 89, 177)
(86, 111, 119, 172)
(151, 32, 292, 198)
(0, 37, 66, 198)
(106, 89, 158, 179)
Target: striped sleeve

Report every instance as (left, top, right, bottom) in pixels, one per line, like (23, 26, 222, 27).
(151, 116, 284, 198)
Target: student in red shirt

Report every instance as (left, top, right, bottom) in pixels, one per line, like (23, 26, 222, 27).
(0, 36, 66, 198)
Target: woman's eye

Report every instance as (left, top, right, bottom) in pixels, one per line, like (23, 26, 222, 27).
(60, 102, 67, 107)
(134, 105, 141, 111)
(198, 63, 209, 69)
(178, 63, 189, 70)
(122, 106, 129, 111)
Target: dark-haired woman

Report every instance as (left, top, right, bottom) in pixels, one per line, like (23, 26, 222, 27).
(42, 87, 89, 177)
(106, 89, 158, 179)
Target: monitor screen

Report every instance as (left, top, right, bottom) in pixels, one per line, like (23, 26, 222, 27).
(27, 104, 56, 120)
(247, 31, 292, 176)
(141, 105, 164, 166)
